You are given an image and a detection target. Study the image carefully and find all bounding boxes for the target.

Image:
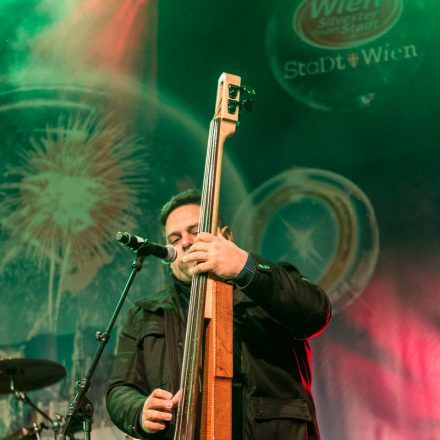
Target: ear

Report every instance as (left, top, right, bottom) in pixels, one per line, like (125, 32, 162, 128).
(220, 226, 233, 241)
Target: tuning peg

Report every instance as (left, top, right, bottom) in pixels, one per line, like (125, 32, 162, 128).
(241, 85, 255, 97)
(228, 99, 240, 114)
(241, 97, 253, 112)
(226, 83, 255, 118)
(229, 84, 240, 99)
(240, 85, 255, 112)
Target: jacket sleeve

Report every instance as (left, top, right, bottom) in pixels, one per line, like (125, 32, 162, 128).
(240, 254, 331, 339)
(106, 307, 169, 440)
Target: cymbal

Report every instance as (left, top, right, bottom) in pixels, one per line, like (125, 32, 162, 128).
(0, 358, 66, 394)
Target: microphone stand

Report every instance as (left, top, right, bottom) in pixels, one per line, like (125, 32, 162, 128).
(57, 245, 156, 440)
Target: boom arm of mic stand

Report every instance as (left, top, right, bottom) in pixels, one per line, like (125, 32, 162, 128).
(57, 252, 146, 440)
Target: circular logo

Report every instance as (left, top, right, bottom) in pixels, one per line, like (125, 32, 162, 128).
(266, 0, 426, 110)
(232, 168, 380, 312)
(294, 0, 403, 49)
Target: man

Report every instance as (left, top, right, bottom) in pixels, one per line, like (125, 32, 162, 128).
(107, 189, 331, 439)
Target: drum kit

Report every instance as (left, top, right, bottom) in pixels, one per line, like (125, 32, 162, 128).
(0, 357, 79, 440)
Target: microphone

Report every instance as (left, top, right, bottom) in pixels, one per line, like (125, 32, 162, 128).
(115, 232, 177, 263)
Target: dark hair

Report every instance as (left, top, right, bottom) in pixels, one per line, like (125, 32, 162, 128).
(160, 189, 202, 227)
(159, 188, 225, 229)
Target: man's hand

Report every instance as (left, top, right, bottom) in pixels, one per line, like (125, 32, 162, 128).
(140, 389, 181, 434)
(182, 231, 248, 279)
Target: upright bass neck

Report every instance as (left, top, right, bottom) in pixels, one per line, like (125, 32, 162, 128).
(173, 73, 254, 440)
(199, 72, 241, 236)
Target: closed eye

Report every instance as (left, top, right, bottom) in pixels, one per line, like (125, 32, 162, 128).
(168, 236, 181, 245)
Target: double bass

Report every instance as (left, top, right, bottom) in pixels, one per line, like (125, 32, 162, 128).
(173, 73, 254, 440)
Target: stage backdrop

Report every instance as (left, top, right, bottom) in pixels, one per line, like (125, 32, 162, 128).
(0, 1, 439, 439)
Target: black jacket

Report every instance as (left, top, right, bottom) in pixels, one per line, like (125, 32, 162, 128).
(106, 254, 331, 439)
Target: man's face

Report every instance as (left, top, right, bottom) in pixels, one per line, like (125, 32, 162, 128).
(165, 203, 200, 284)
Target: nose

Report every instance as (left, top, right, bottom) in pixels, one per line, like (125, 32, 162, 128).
(181, 233, 195, 251)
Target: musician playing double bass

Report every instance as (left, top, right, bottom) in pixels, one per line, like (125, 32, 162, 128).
(106, 189, 331, 440)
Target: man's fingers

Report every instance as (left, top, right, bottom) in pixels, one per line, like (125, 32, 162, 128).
(140, 389, 176, 434)
(144, 409, 173, 423)
(188, 241, 210, 253)
(195, 232, 214, 242)
(148, 397, 173, 412)
(182, 251, 209, 263)
(143, 420, 166, 433)
(150, 388, 173, 400)
(171, 389, 182, 406)
(191, 261, 213, 275)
